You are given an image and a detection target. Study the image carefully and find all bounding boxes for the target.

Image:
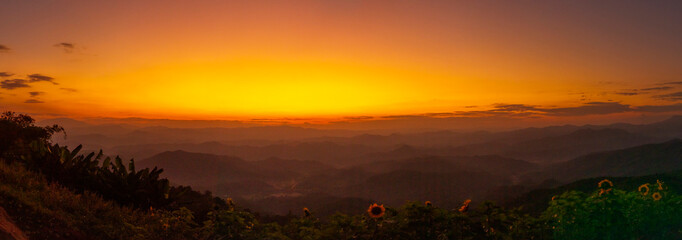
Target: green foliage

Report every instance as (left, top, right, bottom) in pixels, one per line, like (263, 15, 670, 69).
(0, 160, 159, 239)
(98, 154, 171, 209)
(17, 141, 173, 210)
(206, 208, 261, 239)
(275, 201, 549, 240)
(543, 180, 682, 239)
(0, 111, 63, 160)
(3, 111, 682, 239)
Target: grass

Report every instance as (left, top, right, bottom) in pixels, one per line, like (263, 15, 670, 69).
(0, 160, 162, 239)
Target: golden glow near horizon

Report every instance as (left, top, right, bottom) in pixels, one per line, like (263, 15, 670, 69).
(2, 1, 682, 122)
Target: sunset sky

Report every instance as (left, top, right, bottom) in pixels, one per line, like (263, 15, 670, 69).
(2, 1, 682, 127)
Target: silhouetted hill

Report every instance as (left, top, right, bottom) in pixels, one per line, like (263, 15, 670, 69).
(504, 128, 653, 162)
(125, 141, 379, 167)
(531, 139, 682, 182)
(139, 150, 262, 185)
(43, 115, 682, 166)
(449, 128, 653, 163)
(354, 155, 537, 178)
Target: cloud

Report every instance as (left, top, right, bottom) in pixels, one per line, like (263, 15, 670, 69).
(340, 102, 682, 125)
(54, 42, 75, 53)
(29, 91, 45, 97)
(654, 92, 682, 101)
(344, 116, 374, 120)
(635, 104, 682, 112)
(490, 104, 540, 112)
(380, 114, 422, 119)
(541, 102, 632, 116)
(1, 79, 30, 90)
(24, 99, 44, 104)
(0, 72, 13, 78)
(424, 112, 456, 117)
(27, 74, 57, 84)
(0, 44, 9, 52)
(661, 81, 682, 85)
(456, 102, 633, 117)
(640, 86, 673, 91)
(614, 92, 638, 96)
(60, 88, 78, 92)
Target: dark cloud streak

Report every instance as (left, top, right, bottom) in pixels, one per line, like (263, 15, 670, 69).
(27, 74, 57, 85)
(614, 92, 638, 96)
(1, 79, 30, 90)
(29, 91, 45, 97)
(542, 102, 631, 116)
(654, 92, 682, 101)
(60, 88, 78, 92)
(635, 104, 682, 112)
(641, 86, 673, 91)
(24, 99, 44, 104)
(54, 42, 75, 53)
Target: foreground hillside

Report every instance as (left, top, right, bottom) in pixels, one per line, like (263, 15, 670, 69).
(508, 170, 682, 215)
(4, 155, 682, 239)
(0, 159, 199, 239)
(4, 112, 682, 239)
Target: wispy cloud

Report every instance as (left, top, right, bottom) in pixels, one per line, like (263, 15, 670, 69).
(614, 92, 638, 96)
(635, 103, 682, 112)
(542, 102, 631, 116)
(29, 91, 45, 97)
(27, 74, 57, 85)
(449, 102, 633, 117)
(380, 114, 422, 119)
(24, 99, 44, 104)
(344, 116, 374, 120)
(1, 79, 30, 90)
(424, 112, 456, 117)
(60, 88, 78, 92)
(0, 44, 9, 53)
(54, 42, 75, 53)
(654, 92, 682, 101)
(491, 104, 540, 112)
(641, 86, 673, 91)
(0, 72, 13, 78)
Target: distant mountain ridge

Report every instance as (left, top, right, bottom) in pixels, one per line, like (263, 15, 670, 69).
(533, 139, 682, 182)
(43, 115, 682, 166)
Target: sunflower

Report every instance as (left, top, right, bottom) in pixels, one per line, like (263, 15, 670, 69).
(598, 179, 613, 188)
(652, 192, 662, 201)
(367, 203, 385, 218)
(303, 207, 311, 217)
(551, 196, 557, 201)
(638, 184, 650, 196)
(425, 201, 432, 207)
(657, 179, 664, 190)
(599, 188, 612, 196)
(458, 199, 471, 213)
(226, 198, 235, 211)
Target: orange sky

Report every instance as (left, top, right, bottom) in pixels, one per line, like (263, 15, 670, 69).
(2, 1, 682, 126)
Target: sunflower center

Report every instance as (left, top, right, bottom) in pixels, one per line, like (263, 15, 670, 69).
(371, 207, 382, 215)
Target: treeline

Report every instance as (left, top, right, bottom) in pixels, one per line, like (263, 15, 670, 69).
(1, 111, 681, 239)
(0, 112, 227, 220)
